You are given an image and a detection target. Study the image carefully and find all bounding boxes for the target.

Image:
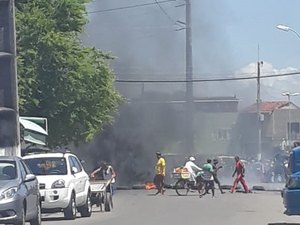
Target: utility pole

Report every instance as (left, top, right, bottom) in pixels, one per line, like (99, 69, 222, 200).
(257, 61, 262, 160)
(185, 0, 194, 154)
(0, 0, 20, 156)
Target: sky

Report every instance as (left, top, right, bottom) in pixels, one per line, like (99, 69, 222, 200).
(84, 0, 300, 107)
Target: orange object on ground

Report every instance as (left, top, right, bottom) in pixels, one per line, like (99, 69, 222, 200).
(145, 182, 157, 190)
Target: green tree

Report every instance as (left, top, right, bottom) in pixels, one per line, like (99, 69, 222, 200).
(15, 0, 122, 146)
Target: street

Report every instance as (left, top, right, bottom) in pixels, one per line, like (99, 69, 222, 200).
(39, 189, 300, 225)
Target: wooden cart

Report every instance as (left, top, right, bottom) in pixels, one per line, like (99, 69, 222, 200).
(90, 178, 113, 212)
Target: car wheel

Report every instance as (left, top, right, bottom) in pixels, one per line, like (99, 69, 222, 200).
(30, 202, 41, 225)
(14, 207, 25, 225)
(104, 192, 111, 212)
(64, 193, 76, 220)
(78, 192, 92, 217)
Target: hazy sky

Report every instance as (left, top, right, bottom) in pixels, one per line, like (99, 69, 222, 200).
(84, 0, 300, 107)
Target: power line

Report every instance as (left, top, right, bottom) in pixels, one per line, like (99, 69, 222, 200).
(87, 0, 176, 14)
(115, 71, 300, 83)
(113, 71, 257, 77)
(154, 0, 177, 25)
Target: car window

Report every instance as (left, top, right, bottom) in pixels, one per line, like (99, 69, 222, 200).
(19, 160, 27, 179)
(0, 160, 17, 180)
(24, 157, 67, 175)
(69, 156, 82, 173)
(20, 160, 31, 174)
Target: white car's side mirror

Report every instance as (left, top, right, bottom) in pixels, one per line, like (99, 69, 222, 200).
(71, 167, 78, 174)
(25, 174, 36, 182)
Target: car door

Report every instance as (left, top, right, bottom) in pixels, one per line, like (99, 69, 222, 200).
(70, 156, 86, 193)
(68, 156, 81, 195)
(19, 160, 38, 217)
(69, 156, 88, 205)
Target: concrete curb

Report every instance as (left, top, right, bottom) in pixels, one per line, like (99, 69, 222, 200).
(252, 185, 266, 191)
(116, 186, 131, 190)
(117, 183, 284, 192)
(132, 185, 145, 190)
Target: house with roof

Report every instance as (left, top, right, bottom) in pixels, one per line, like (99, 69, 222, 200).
(236, 101, 300, 158)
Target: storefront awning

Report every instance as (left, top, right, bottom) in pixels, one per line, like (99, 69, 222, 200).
(23, 134, 46, 146)
(19, 117, 48, 135)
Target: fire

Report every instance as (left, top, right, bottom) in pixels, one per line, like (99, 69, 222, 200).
(144, 182, 156, 190)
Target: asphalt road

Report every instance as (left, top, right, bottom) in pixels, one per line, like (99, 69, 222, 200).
(39, 189, 300, 225)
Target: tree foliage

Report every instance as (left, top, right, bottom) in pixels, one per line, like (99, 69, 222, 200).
(15, 0, 122, 146)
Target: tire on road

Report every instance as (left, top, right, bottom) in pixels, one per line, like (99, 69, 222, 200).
(78, 192, 92, 217)
(14, 206, 25, 225)
(30, 202, 41, 225)
(64, 193, 76, 220)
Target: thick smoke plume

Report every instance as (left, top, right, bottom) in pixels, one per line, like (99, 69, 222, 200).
(77, 1, 279, 186)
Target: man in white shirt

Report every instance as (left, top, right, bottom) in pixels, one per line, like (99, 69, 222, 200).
(184, 156, 202, 184)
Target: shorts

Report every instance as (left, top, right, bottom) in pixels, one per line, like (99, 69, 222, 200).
(154, 174, 164, 185)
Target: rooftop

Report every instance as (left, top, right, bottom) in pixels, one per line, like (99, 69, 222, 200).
(243, 101, 298, 113)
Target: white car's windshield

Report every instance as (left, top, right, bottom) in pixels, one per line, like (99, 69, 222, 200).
(25, 157, 67, 175)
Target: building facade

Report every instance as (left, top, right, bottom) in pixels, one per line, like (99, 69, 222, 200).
(238, 101, 300, 158)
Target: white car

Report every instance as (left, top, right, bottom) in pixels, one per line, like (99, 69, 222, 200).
(23, 152, 92, 219)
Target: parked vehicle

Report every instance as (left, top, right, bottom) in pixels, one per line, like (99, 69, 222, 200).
(0, 156, 41, 225)
(282, 147, 300, 215)
(23, 152, 92, 219)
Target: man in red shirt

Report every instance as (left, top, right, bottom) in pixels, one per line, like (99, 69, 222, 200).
(230, 156, 250, 193)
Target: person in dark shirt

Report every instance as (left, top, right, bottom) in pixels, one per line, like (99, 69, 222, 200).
(90, 161, 116, 194)
(212, 159, 225, 194)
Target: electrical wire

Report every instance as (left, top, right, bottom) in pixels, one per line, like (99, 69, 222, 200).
(87, 0, 176, 14)
(115, 71, 300, 83)
(154, 0, 177, 25)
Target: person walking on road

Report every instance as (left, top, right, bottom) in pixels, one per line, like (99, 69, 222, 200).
(154, 152, 166, 195)
(199, 159, 215, 198)
(90, 161, 117, 194)
(230, 156, 250, 193)
(212, 159, 225, 194)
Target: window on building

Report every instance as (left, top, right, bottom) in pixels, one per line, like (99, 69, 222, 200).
(213, 129, 231, 141)
(289, 122, 300, 140)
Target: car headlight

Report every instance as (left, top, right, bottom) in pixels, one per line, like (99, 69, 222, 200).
(0, 187, 18, 200)
(287, 176, 300, 189)
(51, 179, 65, 188)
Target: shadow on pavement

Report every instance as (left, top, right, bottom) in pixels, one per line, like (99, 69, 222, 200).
(42, 216, 81, 222)
(268, 223, 300, 225)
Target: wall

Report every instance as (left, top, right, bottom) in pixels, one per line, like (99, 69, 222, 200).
(194, 112, 238, 156)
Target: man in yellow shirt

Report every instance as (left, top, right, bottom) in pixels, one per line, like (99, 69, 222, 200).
(154, 152, 166, 195)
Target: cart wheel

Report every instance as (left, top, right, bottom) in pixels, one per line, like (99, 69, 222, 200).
(109, 185, 113, 209)
(110, 192, 113, 209)
(99, 193, 103, 212)
(174, 179, 189, 196)
(104, 192, 111, 212)
(197, 179, 205, 195)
